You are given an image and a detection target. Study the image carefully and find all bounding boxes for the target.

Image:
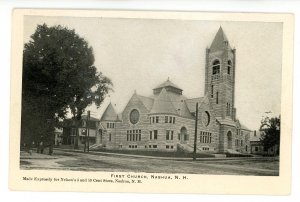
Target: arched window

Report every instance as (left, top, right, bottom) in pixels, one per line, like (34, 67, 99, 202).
(227, 131, 233, 149)
(227, 60, 232, 75)
(212, 60, 220, 75)
(216, 92, 219, 104)
(180, 127, 188, 142)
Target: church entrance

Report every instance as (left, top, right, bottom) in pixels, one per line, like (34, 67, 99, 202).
(227, 131, 233, 149)
(180, 127, 188, 144)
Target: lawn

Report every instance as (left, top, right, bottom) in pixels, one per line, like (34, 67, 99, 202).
(92, 148, 215, 158)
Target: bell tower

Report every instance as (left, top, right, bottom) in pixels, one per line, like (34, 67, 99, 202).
(204, 27, 236, 120)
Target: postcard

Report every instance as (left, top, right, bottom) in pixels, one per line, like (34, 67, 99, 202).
(9, 9, 293, 194)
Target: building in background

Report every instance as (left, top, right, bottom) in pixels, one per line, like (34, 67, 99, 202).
(250, 129, 279, 156)
(62, 115, 100, 148)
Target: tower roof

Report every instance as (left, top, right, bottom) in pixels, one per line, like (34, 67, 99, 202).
(153, 78, 183, 95)
(100, 102, 118, 121)
(210, 27, 231, 52)
(153, 79, 182, 91)
(150, 88, 178, 115)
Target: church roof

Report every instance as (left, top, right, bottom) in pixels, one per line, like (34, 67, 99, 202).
(100, 103, 118, 121)
(136, 94, 154, 111)
(164, 91, 187, 110)
(216, 117, 237, 127)
(179, 100, 195, 119)
(150, 88, 178, 115)
(113, 80, 213, 120)
(185, 97, 204, 113)
(153, 79, 183, 91)
(210, 27, 232, 52)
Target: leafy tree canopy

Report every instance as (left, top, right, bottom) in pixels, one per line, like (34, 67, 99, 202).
(259, 115, 280, 153)
(22, 24, 113, 150)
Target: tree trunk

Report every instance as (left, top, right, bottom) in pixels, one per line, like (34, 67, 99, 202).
(37, 140, 40, 153)
(74, 120, 79, 149)
(49, 132, 54, 155)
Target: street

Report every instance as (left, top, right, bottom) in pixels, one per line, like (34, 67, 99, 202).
(20, 149, 279, 176)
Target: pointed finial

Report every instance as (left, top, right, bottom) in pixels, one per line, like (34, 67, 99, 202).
(167, 77, 170, 81)
(134, 89, 136, 94)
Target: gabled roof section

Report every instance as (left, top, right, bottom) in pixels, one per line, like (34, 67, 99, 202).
(136, 94, 154, 111)
(210, 27, 232, 52)
(179, 100, 194, 119)
(150, 88, 178, 115)
(185, 97, 204, 113)
(100, 103, 118, 121)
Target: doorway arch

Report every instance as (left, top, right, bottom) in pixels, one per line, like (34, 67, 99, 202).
(180, 127, 188, 143)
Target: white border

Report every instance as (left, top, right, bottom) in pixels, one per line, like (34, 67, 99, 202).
(1, 1, 300, 202)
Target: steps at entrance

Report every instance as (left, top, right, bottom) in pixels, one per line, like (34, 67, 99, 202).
(89, 144, 105, 150)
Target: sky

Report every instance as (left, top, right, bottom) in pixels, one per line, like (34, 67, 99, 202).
(23, 16, 283, 130)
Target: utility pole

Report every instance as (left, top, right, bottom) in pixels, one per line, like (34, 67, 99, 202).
(87, 110, 90, 152)
(193, 102, 199, 161)
(84, 120, 87, 153)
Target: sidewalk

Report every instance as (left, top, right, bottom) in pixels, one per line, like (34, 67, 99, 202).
(55, 148, 273, 162)
(20, 150, 57, 159)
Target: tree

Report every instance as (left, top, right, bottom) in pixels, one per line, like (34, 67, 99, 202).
(22, 24, 112, 154)
(68, 71, 112, 149)
(259, 115, 280, 155)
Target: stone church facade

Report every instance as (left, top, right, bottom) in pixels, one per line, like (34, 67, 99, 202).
(97, 27, 251, 154)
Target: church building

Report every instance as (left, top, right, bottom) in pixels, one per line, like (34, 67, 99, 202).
(97, 27, 251, 154)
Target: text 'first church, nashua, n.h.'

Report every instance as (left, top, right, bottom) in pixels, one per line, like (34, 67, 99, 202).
(63, 27, 252, 154)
